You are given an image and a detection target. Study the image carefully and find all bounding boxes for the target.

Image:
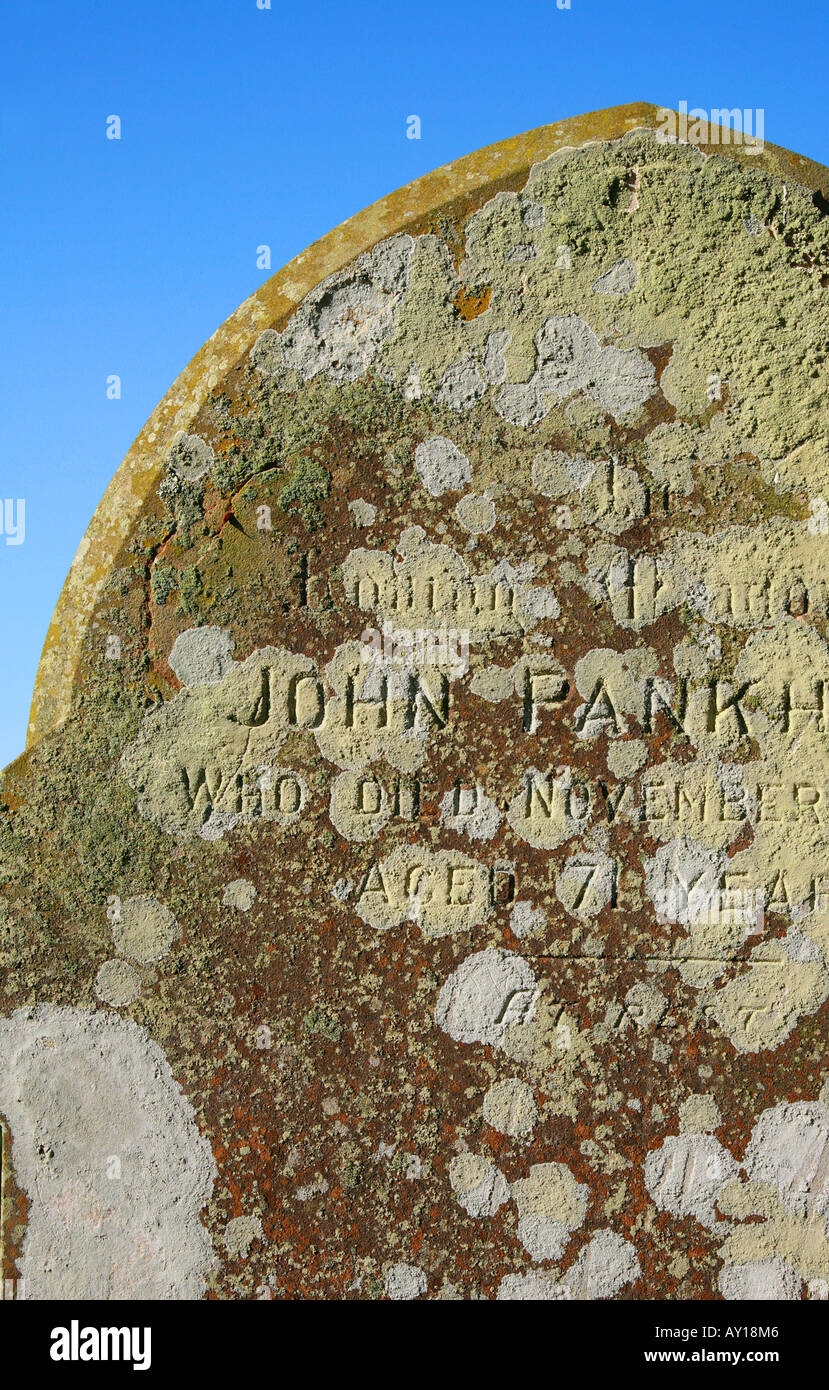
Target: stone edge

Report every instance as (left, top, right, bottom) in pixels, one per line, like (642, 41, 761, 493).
(24, 102, 829, 753)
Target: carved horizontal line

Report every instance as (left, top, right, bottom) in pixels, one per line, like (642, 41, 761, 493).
(534, 953, 784, 964)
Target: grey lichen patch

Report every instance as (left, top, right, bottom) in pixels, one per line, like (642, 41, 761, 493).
(95, 958, 141, 1007)
(592, 257, 638, 295)
(482, 1077, 538, 1138)
(223, 1214, 264, 1260)
(414, 435, 472, 495)
(169, 627, 235, 688)
(222, 878, 257, 912)
(256, 234, 414, 384)
(742, 1101, 829, 1219)
(496, 315, 656, 427)
(168, 432, 214, 483)
(0, 1006, 217, 1299)
(439, 784, 502, 841)
(113, 895, 180, 964)
(455, 492, 496, 534)
(509, 900, 547, 940)
(435, 359, 487, 415)
(481, 330, 510, 384)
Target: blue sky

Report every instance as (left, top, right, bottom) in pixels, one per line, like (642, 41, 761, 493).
(1, 0, 827, 768)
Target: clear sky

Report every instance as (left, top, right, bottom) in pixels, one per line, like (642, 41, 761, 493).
(1, 0, 827, 768)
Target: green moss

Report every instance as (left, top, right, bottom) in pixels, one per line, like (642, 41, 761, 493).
(302, 1005, 342, 1041)
(150, 565, 176, 607)
(278, 457, 331, 531)
(340, 1158, 363, 1189)
(177, 565, 203, 616)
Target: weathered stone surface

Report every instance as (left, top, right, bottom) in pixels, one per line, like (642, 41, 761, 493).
(2, 104, 829, 1300)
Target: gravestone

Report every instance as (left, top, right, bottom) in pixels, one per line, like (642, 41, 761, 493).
(2, 102, 829, 1301)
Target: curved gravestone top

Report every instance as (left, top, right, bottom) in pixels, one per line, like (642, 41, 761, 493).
(2, 102, 829, 1301)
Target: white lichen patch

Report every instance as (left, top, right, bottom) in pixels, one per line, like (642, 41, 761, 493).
(497, 1271, 569, 1300)
(439, 783, 502, 841)
(509, 899, 547, 940)
(511, 1161, 589, 1262)
(743, 1102, 829, 1219)
(645, 1131, 739, 1229)
(448, 1153, 510, 1217)
(0, 1006, 217, 1299)
(384, 1262, 427, 1300)
(645, 836, 726, 930)
(562, 1229, 640, 1299)
(719, 1257, 800, 1301)
(435, 949, 538, 1047)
